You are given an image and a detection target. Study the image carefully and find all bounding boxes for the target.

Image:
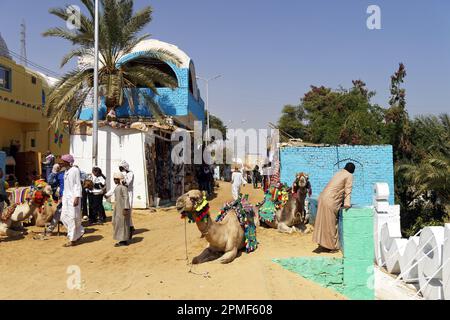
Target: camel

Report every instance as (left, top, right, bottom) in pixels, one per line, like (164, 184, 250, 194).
(0, 185, 57, 237)
(257, 173, 312, 234)
(176, 190, 256, 264)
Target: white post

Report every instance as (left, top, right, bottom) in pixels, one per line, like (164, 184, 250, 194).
(197, 75, 222, 147)
(92, 0, 99, 167)
(206, 81, 210, 145)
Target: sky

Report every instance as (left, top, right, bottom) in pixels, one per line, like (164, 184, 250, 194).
(1, 0, 450, 130)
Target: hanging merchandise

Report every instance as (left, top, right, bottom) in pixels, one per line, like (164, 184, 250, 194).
(54, 130, 63, 147)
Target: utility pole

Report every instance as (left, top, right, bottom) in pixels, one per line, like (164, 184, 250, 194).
(20, 19, 27, 66)
(196, 75, 222, 146)
(92, 0, 99, 166)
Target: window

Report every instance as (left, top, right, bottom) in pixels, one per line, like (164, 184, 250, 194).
(31, 76, 37, 84)
(0, 65, 11, 90)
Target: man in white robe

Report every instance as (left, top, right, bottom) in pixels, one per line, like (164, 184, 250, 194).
(119, 160, 135, 234)
(60, 154, 84, 247)
(231, 167, 247, 200)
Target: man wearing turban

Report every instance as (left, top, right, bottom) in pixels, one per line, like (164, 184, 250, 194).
(111, 172, 131, 246)
(119, 160, 134, 237)
(60, 154, 84, 247)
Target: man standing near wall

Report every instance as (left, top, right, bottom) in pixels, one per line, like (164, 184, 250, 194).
(313, 162, 355, 252)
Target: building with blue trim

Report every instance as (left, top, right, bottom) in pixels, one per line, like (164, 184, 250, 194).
(78, 39, 205, 130)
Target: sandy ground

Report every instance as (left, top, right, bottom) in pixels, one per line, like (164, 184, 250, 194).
(0, 181, 344, 300)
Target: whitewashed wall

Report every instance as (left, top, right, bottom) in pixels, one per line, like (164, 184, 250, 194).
(70, 127, 148, 208)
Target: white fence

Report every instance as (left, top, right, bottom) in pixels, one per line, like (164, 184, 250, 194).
(373, 182, 450, 300)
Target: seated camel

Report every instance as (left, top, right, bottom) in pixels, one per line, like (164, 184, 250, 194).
(256, 173, 312, 233)
(176, 190, 257, 264)
(0, 184, 57, 237)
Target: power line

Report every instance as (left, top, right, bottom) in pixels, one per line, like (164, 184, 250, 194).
(5, 48, 61, 78)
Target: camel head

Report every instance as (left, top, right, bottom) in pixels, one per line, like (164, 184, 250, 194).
(176, 190, 208, 222)
(295, 172, 309, 188)
(293, 172, 312, 198)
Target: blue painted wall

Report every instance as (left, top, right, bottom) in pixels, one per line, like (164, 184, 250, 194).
(280, 145, 394, 206)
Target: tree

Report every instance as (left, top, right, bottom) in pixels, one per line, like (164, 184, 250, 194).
(385, 63, 412, 160)
(297, 82, 386, 145)
(276, 65, 449, 236)
(208, 112, 228, 140)
(277, 104, 307, 141)
(44, 0, 181, 128)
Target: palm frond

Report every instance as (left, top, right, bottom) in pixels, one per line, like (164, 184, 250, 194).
(127, 48, 183, 68)
(124, 65, 178, 90)
(60, 48, 94, 68)
(47, 69, 93, 127)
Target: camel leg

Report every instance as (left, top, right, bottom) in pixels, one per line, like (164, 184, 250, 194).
(254, 211, 260, 227)
(293, 224, 307, 233)
(0, 224, 8, 237)
(218, 247, 238, 264)
(277, 222, 295, 234)
(265, 220, 278, 229)
(3, 228, 23, 237)
(192, 247, 221, 265)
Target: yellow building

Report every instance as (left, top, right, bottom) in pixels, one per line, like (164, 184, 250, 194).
(0, 34, 68, 183)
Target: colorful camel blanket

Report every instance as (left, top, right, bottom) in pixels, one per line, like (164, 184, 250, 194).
(216, 195, 258, 253)
(257, 184, 290, 223)
(8, 180, 51, 205)
(9, 187, 32, 205)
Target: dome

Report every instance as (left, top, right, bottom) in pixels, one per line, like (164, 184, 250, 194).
(0, 33, 12, 60)
(119, 39, 191, 68)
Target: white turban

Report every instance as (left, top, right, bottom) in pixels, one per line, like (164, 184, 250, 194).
(119, 160, 130, 171)
(52, 164, 60, 174)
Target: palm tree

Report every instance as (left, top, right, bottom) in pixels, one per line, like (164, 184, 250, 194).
(43, 0, 181, 128)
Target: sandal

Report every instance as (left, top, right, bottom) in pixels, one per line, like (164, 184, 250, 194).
(63, 242, 75, 247)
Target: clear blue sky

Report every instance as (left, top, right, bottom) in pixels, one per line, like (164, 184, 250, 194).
(1, 0, 449, 129)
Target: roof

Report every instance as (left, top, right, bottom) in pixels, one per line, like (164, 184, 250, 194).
(119, 39, 191, 68)
(78, 39, 192, 69)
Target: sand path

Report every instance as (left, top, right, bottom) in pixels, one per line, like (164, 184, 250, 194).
(0, 181, 343, 300)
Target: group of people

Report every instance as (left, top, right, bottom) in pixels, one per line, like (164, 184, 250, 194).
(230, 163, 273, 200)
(3, 153, 357, 254)
(197, 164, 215, 197)
(43, 155, 135, 248)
